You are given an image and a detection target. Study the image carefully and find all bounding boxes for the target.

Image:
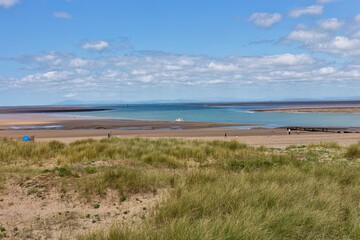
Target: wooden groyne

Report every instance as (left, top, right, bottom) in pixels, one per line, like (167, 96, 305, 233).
(284, 126, 360, 133)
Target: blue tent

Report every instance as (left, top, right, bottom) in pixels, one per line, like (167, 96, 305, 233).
(22, 135, 31, 141)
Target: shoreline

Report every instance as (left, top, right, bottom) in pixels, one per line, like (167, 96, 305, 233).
(1, 112, 360, 148)
(2, 113, 360, 132)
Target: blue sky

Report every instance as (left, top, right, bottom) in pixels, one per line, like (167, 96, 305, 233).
(1, 0, 360, 105)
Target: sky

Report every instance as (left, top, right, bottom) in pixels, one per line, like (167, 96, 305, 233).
(1, 0, 360, 105)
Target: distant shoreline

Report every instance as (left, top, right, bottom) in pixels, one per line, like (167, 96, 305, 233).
(0, 106, 112, 114)
(187, 100, 360, 107)
(253, 106, 360, 113)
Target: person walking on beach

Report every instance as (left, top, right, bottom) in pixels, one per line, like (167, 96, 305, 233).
(288, 128, 291, 135)
(225, 132, 227, 138)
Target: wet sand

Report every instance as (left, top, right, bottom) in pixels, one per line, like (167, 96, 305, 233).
(0, 113, 249, 130)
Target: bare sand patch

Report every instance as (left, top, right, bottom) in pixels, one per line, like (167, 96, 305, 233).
(0, 172, 164, 239)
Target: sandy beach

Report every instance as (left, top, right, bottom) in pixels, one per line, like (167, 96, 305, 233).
(1, 128, 359, 148)
(1, 113, 359, 148)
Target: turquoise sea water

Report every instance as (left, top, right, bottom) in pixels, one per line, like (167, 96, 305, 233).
(58, 102, 360, 128)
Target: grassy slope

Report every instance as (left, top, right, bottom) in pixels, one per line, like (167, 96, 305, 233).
(1, 138, 360, 239)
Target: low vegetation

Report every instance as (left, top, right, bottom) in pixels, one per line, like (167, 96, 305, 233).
(1, 137, 360, 239)
(346, 141, 360, 159)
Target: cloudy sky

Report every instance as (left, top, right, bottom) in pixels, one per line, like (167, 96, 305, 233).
(1, 0, 360, 105)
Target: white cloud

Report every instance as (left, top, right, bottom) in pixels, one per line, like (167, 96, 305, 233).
(287, 29, 327, 43)
(318, 18, 344, 31)
(331, 36, 360, 49)
(5, 50, 360, 99)
(355, 14, 360, 24)
(64, 93, 76, 98)
(248, 12, 282, 28)
(34, 53, 62, 64)
(331, 69, 360, 79)
(0, 0, 19, 8)
(315, 36, 360, 55)
(208, 62, 238, 71)
(285, 22, 360, 56)
(54, 12, 72, 19)
(69, 58, 89, 67)
(140, 75, 154, 83)
(81, 41, 109, 51)
(289, 5, 323, 18)
(131, 69, 147, 75)
(269, 70, 309, 79)
(319, 67, 336, 75)
(259, 53, 314, 66)
(284, 17, 360, 56)
(316, 0, 334, 3)
(354, 32, 360, 38)
(224, 53, 315, 71)
(25, 52, 64, 68)
(21, 71, 71, 84)
(285, 23, 360, 56)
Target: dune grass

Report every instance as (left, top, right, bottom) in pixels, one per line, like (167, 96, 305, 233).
(74, 166, 178, 201)
(79, 161, 360, 240)
(346, 141, 360, 159)
(2, 137, 360, 239)
(0, 137, 249, 167)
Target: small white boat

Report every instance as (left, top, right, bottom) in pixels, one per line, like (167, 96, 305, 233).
(175, 117, 184, 122)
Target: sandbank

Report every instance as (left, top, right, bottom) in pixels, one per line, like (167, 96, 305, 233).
(254, 106, 360, 113)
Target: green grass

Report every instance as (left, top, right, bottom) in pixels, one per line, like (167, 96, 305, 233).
(77, 166, 174, 200)
(0, 138, 250, 166)
(79, 162, 360, 239)
(346, 141, 360, 159)
(2, 137, 360, 239)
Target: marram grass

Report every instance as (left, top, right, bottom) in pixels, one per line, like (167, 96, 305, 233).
(2, 137, 360, 239)
(346, 141, 360, 159)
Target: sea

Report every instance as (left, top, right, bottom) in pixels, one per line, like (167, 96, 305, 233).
(57, 101, 360, 128)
